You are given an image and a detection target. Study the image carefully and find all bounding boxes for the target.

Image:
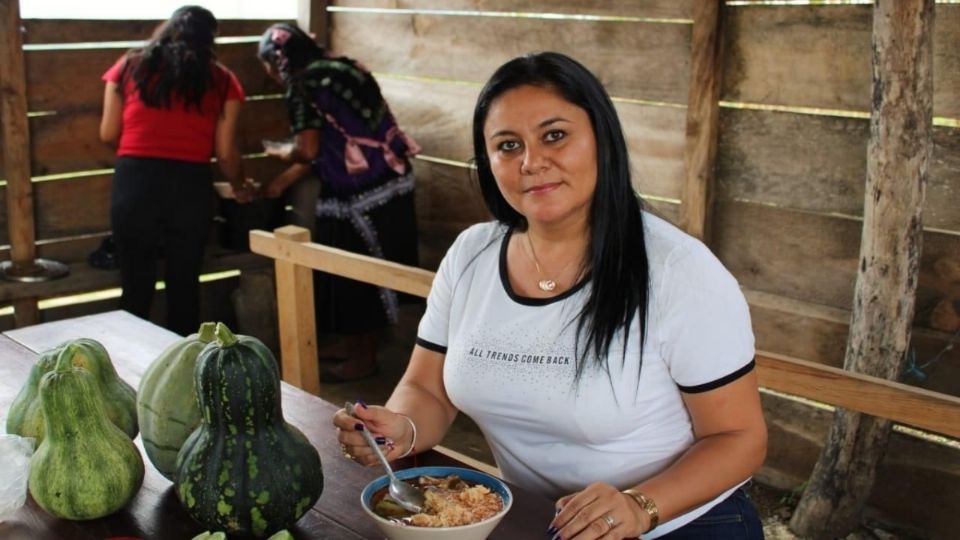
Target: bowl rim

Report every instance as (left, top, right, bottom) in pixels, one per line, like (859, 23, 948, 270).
(360, 465, 514, 531)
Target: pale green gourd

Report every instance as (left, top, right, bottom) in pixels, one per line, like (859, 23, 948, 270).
(6, 338, 138, 444)
(138, 322, 216, 480)
(28, 349, 145, 520)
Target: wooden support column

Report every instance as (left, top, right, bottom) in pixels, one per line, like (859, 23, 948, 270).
(790, 0, 934, 536)
(0, 0, 39, 326)
(298, 0, 330, 49)
(273, 226, 320, 395)
(679, 0, 724, 242)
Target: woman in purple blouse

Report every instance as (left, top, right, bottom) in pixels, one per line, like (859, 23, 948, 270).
(259, 23, 421, 381)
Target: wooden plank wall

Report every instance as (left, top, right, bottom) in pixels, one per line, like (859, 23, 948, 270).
(322, 3, 960, 531)
(0, 19, 290, 260)
(325, 1, 960, 399)
(0, 18, 292, 323)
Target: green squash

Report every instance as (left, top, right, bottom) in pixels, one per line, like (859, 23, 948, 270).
(138, 322, 216, 481)
(175, 323, 323, 538)
(28, 350, 145, 520)
(7, 338, 138, 444)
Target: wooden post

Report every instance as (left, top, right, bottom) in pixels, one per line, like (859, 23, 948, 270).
(0, 0, 39, 326)
(273, 226, 320, 395)
(679, 0, 724, 242)
(298, 0, 330, 49)
(790, 0, 934, 536)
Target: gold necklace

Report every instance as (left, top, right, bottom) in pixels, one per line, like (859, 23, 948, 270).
(525, 234, 579, 292)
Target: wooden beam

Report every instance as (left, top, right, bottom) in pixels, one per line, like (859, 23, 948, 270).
(679, 0, 724, 242)
(271, 226, 320, 395)
(756, 351, 959, 438)
(250, 226, 960, 439)
(0, 0, 40, 326)
(250, 229, 435, 298)
(298, 0, 330, 49)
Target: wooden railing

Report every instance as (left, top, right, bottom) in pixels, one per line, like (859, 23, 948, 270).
(250, 225, 960, 439)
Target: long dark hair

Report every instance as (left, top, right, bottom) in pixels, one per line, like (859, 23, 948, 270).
(471, 52, 649, 381)
(124, 5, 219, 112)
(257, 23, 325, 83)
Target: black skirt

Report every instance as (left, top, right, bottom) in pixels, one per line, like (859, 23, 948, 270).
(313, 173, 419, 335)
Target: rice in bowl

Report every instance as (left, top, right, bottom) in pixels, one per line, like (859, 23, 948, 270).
(373, 475, 503, 527)
(361, 466, 513, 540)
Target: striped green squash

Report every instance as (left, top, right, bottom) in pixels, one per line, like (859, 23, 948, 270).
(7, 338, 137, 444)
(175, 323, 323, 538)
(138, 322, 216, 481)
(28, 349, 145, 519)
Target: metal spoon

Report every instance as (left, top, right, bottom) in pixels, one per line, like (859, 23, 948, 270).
(344, 402, 425, 513)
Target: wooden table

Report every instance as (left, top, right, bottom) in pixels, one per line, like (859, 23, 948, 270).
(0, 311, 554, 539)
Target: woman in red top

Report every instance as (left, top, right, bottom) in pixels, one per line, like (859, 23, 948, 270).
(99, 6, 251, 336)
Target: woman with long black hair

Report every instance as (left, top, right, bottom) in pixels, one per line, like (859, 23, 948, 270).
(334, 52, 767, 539)
(100, 5, 251, 336)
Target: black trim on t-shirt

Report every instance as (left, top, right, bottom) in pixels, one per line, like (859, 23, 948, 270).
(499, 227, 592, 306)
(416, 337, 447, 354)
(677, 359, 756, 394)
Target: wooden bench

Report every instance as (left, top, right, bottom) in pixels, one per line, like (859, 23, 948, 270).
(250, 225, 960, 439)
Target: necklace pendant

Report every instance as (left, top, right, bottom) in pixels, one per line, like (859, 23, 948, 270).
(538, 279, 557, 292)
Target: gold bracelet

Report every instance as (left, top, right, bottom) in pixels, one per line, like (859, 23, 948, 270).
(622, 488, 659, 531)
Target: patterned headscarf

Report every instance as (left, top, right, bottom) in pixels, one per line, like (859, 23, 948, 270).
(258, 23, 324, 83)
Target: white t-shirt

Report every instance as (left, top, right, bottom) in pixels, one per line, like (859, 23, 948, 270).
(417, 212, 755, 538)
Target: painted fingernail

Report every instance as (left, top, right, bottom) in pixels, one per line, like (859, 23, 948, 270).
(375, 436, 387, 444)
(546, 526, 557, 536)
(357, 399, 368, 409)
(354, 423, 364, 431)
(555, 507, 562, 515)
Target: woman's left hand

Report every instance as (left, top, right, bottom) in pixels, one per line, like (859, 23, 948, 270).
(550, 482, 647, 539)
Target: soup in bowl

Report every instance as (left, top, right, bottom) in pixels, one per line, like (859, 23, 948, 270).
(360, 466, 513, 540)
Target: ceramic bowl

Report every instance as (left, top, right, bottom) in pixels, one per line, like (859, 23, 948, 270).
(360, 466, 513, 540)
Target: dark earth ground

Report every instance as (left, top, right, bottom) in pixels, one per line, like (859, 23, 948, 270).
(316, 304, 927, 540)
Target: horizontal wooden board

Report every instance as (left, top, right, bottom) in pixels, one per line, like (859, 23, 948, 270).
(722, 4, 959, 118)
(32, 235, 107, 265)
(330, 12, 691, 103)
(379, 77, 686, 200)
(0, 250, 267, 305)
(411, 159, 490, 228)
(22, 19, 282, 44)
(333, 0, 694, 20)
(25, 42, 279, 113)
(748, 293, 960, 397)
(711, 200, 960, 322)
(717, 108, 960, 232)
(32, 175, 113, 239)
(0, 98, 288, 177)
(0, 157, 289, 249)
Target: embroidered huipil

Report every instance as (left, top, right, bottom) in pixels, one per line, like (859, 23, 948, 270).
(285, 56, 421, 323)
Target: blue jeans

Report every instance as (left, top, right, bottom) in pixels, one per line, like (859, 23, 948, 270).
(658, 487, 764, 539)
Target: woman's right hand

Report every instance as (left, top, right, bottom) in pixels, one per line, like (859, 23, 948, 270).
(332, 402, 415, 466)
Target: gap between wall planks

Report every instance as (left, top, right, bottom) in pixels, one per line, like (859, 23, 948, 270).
(332, 0, 695, 21)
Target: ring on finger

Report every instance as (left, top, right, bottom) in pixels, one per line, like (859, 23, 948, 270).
(603, 514, 616, 530)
